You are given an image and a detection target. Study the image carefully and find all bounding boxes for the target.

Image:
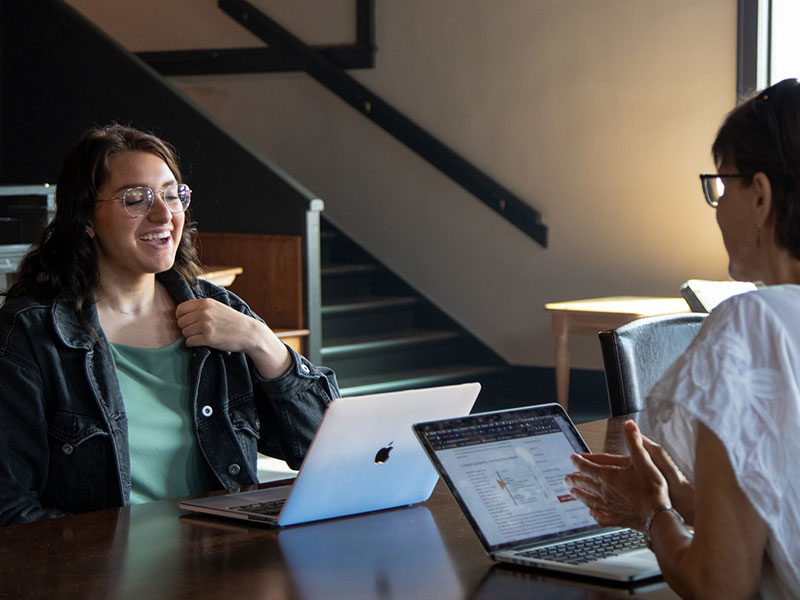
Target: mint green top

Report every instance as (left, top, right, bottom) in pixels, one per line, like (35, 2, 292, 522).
(110, 339, 215, 504)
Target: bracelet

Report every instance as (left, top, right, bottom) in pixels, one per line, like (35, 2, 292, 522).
(643, 504, 684, 550)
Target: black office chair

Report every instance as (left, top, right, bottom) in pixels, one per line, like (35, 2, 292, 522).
(599, 313, 707, 417)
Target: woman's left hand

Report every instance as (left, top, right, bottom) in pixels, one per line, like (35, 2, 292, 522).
(564, 420, 671, 530)
(175, 299, 292, 378)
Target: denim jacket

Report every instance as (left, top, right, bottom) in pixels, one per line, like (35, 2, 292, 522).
(0, 270, 339, 525)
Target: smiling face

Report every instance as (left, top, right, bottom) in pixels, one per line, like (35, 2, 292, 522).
(88, 151, 185, 285)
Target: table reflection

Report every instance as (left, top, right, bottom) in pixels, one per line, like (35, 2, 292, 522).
(471, 565, 678, 600)
(278, 506, 463, 600)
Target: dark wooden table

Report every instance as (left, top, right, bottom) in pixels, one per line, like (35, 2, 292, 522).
(0, 413, 678, 599)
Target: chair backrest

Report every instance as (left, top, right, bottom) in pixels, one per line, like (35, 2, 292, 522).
(599, 313, 707, 416)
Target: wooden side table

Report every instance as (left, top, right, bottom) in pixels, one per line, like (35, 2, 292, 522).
(200, 265, 244, 287)
(544, 296, 691, 410)
(274, 329, 310, 355)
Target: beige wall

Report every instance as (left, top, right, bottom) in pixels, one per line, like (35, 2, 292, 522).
(66, 0, 737, 369)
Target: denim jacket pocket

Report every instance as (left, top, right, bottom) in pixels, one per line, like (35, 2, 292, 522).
(46, 411, 111, 512)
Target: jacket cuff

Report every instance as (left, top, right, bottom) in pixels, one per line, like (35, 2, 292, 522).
(256, 346, 323, 394)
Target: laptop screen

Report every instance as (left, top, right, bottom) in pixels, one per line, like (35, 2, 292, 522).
(414, 404, 604, 552)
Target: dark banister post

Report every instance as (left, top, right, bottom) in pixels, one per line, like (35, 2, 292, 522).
(356, 0, 375, 55)
(218, 0, 548, 248)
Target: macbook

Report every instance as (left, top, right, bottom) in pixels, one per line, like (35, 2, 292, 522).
(179, 382, 480, 526)
(413, 403, 662, 582)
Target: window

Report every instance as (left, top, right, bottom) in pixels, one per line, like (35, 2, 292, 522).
(738, 0, 800, 96)
(769, 0, 800, 83)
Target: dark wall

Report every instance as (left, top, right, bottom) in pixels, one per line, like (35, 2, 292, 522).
(0, 0, 317, 236)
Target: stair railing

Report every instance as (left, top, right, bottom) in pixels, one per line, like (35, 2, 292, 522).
(141, 0, 549, 248)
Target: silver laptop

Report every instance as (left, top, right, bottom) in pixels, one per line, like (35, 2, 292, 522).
(179, 382, 480, 526)
(413, 403, 662, 583)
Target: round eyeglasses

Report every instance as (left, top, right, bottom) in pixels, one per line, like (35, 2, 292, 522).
(99, 184, 191, 218)
(699, 174, 744, 208)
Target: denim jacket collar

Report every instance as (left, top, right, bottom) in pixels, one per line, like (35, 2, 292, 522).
(52, 297, 97, 350)
(51, 270, 197, 349)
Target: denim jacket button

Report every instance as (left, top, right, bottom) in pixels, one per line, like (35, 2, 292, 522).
(300, 364, 310, 374)
(62, 443, 74, 455)
(201, 405, 213, 417)
(228, 463, 241, 475)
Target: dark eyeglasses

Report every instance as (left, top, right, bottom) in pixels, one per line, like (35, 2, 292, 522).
(99, 184, 191, 218)
(699, 174, 745, 207)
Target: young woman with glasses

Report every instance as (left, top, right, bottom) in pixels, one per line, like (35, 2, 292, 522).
(0, 125, 339, 524)
(565, 79, 800, 599)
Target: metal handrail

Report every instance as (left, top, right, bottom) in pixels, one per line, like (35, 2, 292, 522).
(219, 0, 548, 248)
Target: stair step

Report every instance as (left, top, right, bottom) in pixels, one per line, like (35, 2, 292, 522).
(338, 365, 503, 397)
(322, 296, 421, 339)
(321, 330, 468, 379)
(321, 263, 386, 299)
(321, 296, 418, 314)
(322, 330, 461, 357)
(321, 263, 379, 277)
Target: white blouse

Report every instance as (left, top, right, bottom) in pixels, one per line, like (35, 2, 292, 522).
(647, 285, 800, 600)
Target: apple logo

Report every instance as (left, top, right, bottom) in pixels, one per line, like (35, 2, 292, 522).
(374, 442, 394, 464)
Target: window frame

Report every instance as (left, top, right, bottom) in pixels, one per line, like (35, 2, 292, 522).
(737, 0, 769, 97)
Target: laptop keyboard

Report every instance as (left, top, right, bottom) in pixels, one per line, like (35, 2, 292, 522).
(230, 499, 286, 516)
(518, 529, 646, 565)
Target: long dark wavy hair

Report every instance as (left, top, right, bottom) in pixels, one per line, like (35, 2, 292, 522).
(4, 124, 202, 328)
(712, 78, 800, 259)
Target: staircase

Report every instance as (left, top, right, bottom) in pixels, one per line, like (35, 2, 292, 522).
(320, 220, 508, 404)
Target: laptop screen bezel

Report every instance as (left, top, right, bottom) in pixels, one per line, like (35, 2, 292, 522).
(413, 403, 608, 553)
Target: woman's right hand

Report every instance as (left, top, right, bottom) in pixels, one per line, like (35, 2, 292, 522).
(565, 426, 695, 528)
(565, 421, 672, 530)
(640, 434, 695, 526)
